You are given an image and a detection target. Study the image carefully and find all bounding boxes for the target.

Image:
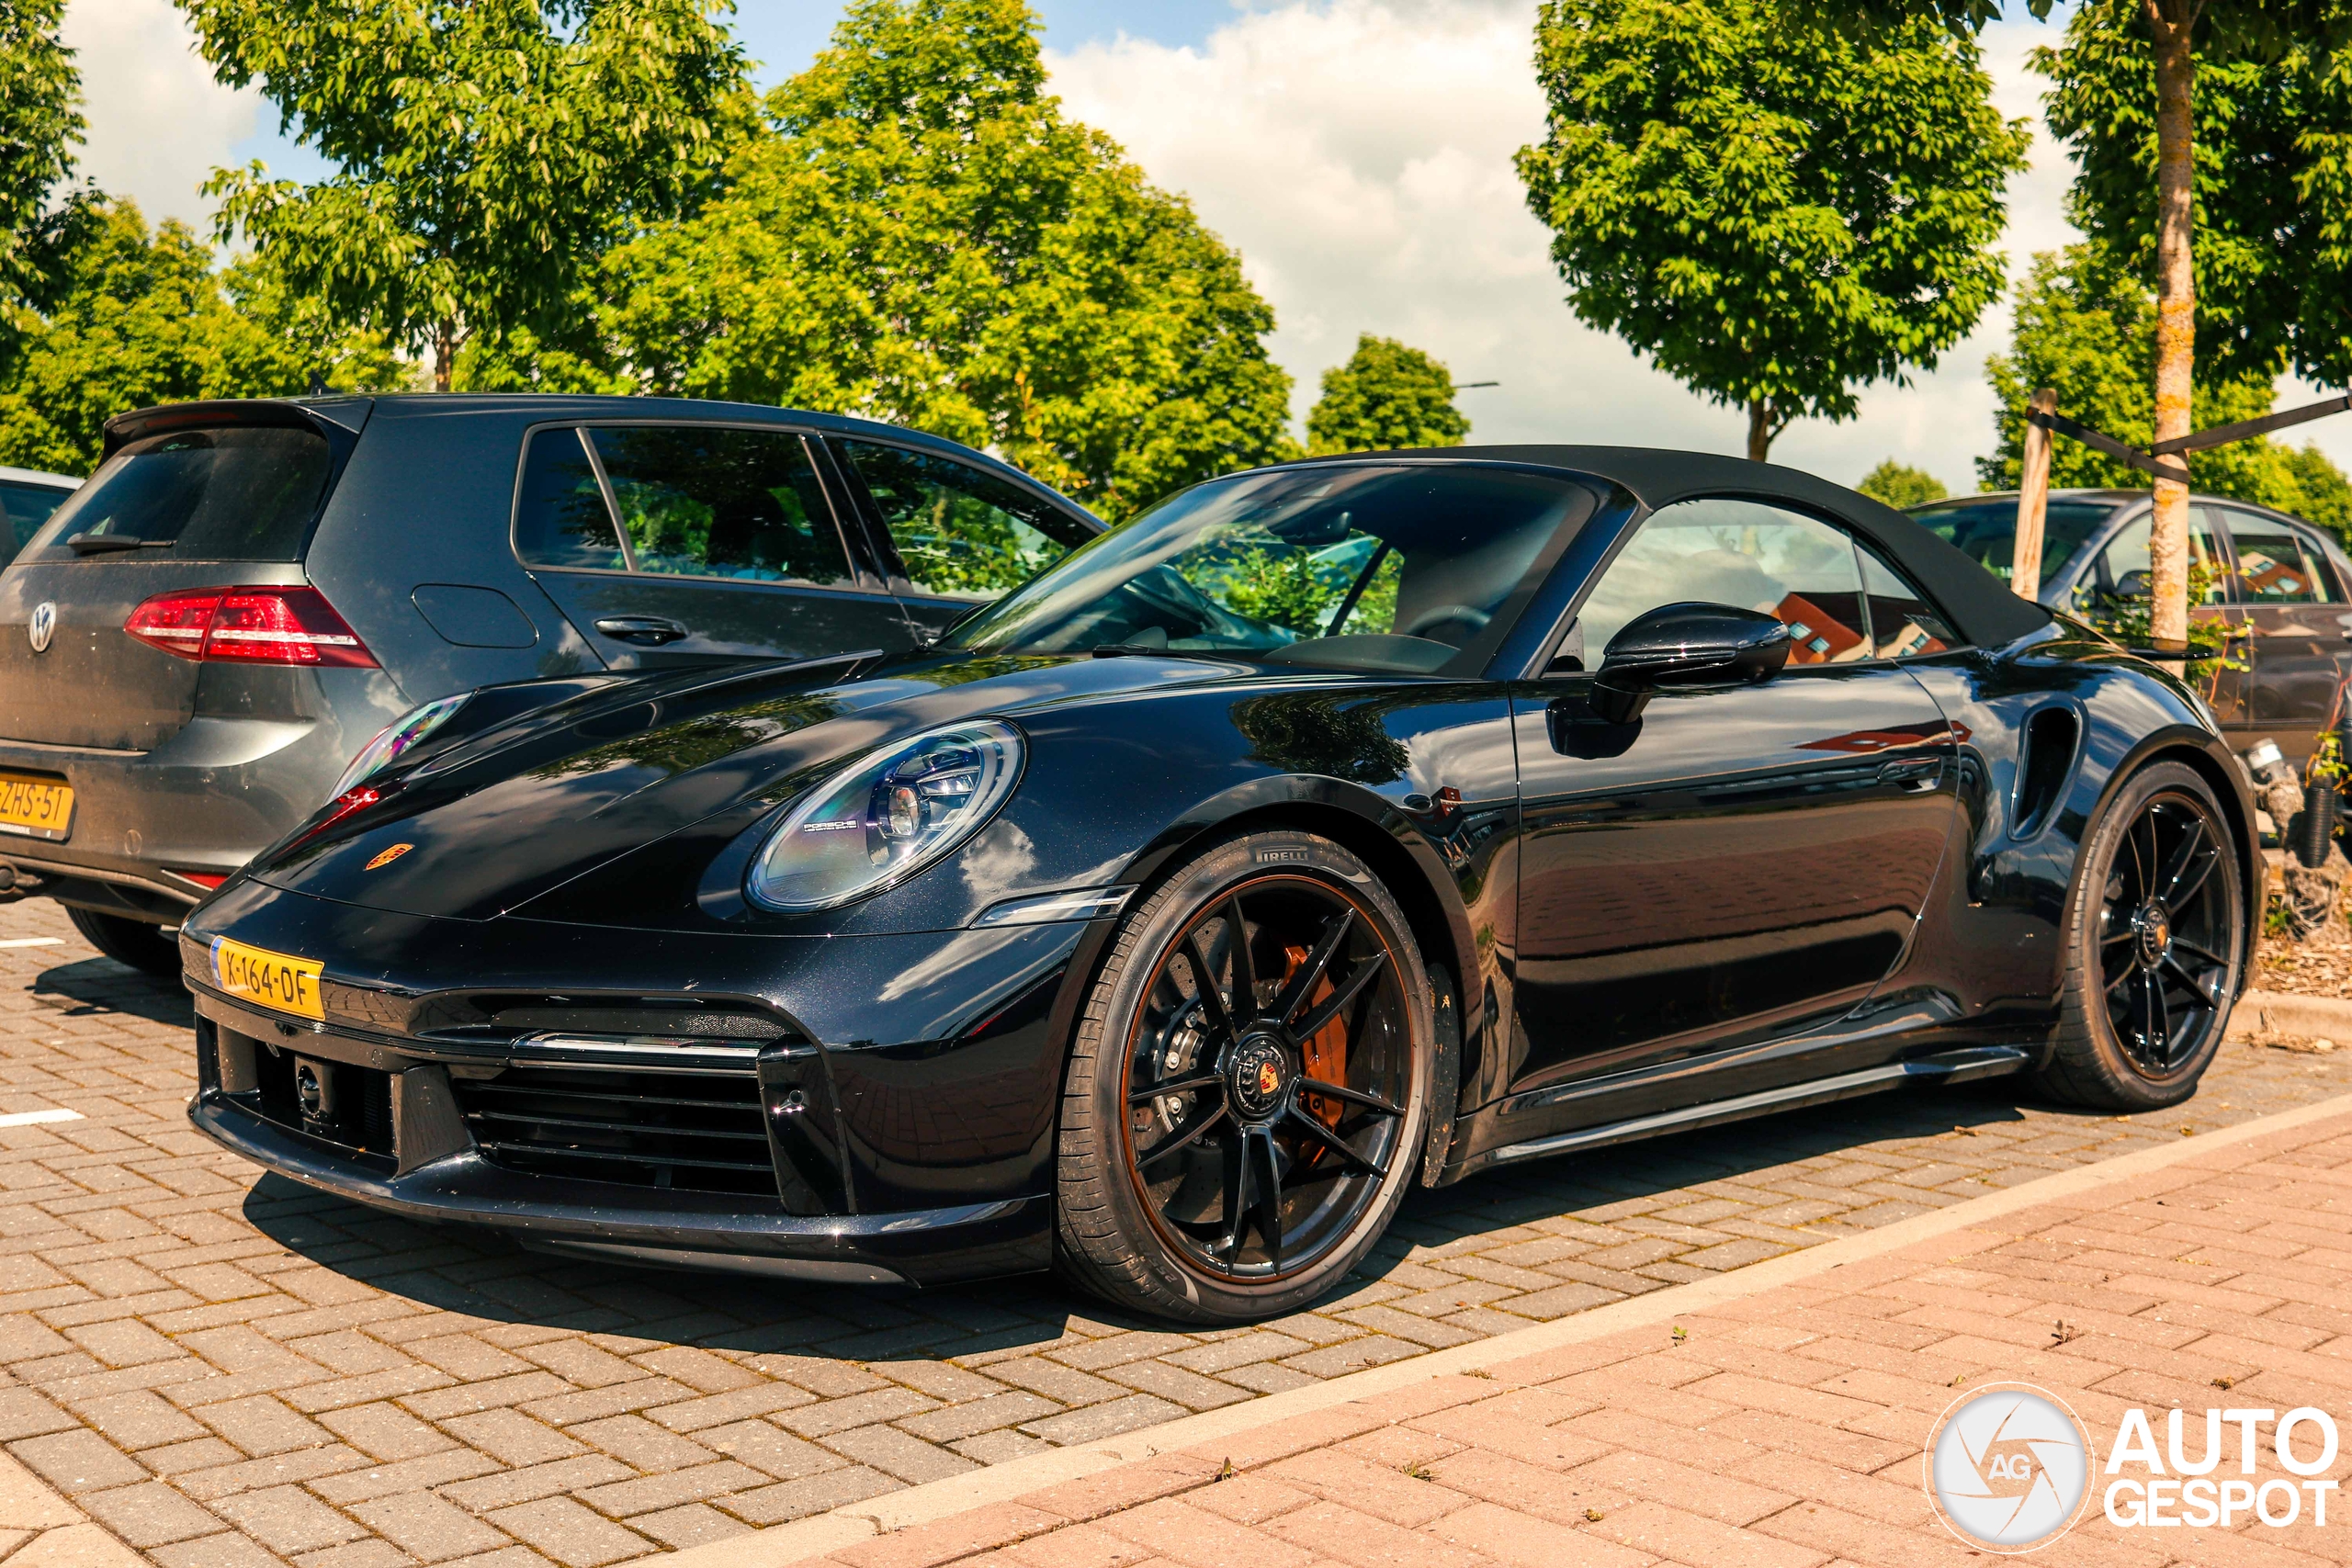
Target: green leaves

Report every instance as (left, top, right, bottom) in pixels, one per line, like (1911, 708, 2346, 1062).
(0, 201, 400, 473)
(1516, 0, 2028, 456)
(2041, 0, 2352, 392)
(1857, 460, 1949, 507)
(0, 0, 85, 349)
(1306, 336, 1469, 457)
(598, 0, 1293, 520)
(180, 0, 751, 383)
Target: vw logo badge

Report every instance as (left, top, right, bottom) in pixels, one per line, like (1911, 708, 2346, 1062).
(27, 602, 54, 654)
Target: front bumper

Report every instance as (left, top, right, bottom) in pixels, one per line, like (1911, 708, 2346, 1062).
(179, 881, 1108, 1286)
(190, 1071, 1047, 1287)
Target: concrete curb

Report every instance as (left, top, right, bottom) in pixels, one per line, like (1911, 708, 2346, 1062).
(2225, 987, 2352, 1042)
(668, 1087, 2352, 1568)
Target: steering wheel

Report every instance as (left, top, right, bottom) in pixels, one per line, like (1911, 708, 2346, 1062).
(1401, 603, 1491, 640)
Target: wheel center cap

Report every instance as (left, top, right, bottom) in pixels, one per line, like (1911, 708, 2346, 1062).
(2134, 902, 2171, 966)
(1227, 1035, 1291, 1121)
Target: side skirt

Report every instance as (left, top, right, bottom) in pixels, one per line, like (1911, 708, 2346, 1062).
(1474, 1044, 2030, 1172)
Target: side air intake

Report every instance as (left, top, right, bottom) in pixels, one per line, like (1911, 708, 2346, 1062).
(2013, 705, 2079, 840)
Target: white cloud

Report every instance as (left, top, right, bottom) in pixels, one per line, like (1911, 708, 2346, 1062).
(63, 0, 258, 231)
(1049, 3, 2098, 497)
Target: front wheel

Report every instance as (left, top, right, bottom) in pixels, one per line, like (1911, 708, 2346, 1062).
(2039, 761, 2246, 1111)
(1056, 829, 1431, 1323)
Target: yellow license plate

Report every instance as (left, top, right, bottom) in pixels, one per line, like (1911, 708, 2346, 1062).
(210, 937, 325, 1021)
(0, 773, 73, 840)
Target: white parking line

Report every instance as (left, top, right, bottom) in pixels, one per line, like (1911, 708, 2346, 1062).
(0, 938, 62, 949)
(0, 1109, 82, 1126)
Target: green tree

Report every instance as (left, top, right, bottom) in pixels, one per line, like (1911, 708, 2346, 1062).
(180, 0, 750, 390)
(1306, 334, 1469, 456)
(0, 201, 399, 472)
(1515, 0, 2029, 462)
(1857, 460, 1949, 508)
(0, 0, 87, 353)
(599, 0, 1294, 521)
(1976, 245, 2352, 537)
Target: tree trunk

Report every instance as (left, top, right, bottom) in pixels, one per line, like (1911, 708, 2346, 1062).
(1746, 399, 1773, 463)
(2146, 1, 2197, 652)
(434, 318, 462, 394)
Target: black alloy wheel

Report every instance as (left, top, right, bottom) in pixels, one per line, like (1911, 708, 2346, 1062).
(2042, 761, 2245, 1110)
(2097, 795, 2233, 1074)
(1057, 829, 1430, 1322)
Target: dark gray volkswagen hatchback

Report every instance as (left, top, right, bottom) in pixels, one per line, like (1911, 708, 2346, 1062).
(0, 395, 1100, 972)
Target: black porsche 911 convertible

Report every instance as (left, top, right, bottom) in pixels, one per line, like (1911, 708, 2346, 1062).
(181, 446, 2256, 1323)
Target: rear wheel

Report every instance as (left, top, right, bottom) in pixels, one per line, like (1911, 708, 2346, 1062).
(1056, 829, 1430, 1324)
(66, 908, 180, 979)
(2039, 762, 2245, 1111)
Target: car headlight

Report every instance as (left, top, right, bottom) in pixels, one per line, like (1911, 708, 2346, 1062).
(747, 720, 1024, 913)
(330, 694, 470, 800)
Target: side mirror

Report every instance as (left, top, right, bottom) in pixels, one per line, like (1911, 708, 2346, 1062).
(2111, 569, 2153, 599)
(1593, 602, 1791, 722)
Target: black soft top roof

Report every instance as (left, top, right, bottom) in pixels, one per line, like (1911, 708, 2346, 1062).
(1278, 445, 2053, 652)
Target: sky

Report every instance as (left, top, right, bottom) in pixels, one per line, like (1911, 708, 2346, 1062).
(57, 0, 2352, 496)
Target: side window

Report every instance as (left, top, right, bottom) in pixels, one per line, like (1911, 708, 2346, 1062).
(2226, 514, 2338, 604)
(0, 482, 71, 564)
(839, 440, 1088, 597)
(1575, 497, 1870, 666)
(2089, 510, 2228, 604)
(1856, 541, 1958, 657)
(587, 427, 854, 588)
(514, 428, 627, 570)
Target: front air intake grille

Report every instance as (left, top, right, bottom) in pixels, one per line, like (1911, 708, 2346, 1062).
(452, 1067, 777, 1197)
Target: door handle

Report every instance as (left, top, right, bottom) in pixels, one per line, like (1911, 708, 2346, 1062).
(1876, 757, 1943, 791)
(594, 615, 688, 646)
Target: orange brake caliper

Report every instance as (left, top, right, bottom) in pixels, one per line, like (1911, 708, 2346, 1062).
(1283, 943, 1347, 1133)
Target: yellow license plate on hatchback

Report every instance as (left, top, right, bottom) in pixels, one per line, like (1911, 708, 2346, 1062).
(210, 937, 325, 1021)
(0, 773, 73, 840)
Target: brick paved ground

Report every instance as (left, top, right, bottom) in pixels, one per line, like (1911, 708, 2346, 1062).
(3, 894, 2350, 1565)
(800, 1102, 2352, 1568)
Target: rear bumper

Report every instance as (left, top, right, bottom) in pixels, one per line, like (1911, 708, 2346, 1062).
(0, 670, 407, 917)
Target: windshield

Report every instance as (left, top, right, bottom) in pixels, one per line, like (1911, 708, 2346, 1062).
(946, 464, 1593, 674)
(1907, 497, 2120, 583)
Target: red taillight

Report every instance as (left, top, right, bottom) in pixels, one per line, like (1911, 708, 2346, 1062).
(178, 872, 228, 889)
(123, 587, 377, 668)
(124, 589, 218, 659)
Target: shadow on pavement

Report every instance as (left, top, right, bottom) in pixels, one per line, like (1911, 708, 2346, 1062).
(31, 956, 195, 1030)
(234, 1076, 2049, 1353)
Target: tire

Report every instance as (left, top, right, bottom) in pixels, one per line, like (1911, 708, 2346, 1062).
(2038, 761, 2245, 1111)
(1056, 828, 1432, 1324)
(66, 908, 182, 980)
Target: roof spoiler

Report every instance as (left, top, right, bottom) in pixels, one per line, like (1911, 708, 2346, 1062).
(101, 397, 374, 462)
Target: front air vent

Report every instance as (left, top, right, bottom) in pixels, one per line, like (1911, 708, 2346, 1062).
(2013, 704, 2080, 840)
(452, 1066, 777, 1197)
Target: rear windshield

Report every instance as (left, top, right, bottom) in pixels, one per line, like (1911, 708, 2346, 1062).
(1907, 497, 2120, 584)
(0, 480, 74, 565)
(25, 426, 333, 562)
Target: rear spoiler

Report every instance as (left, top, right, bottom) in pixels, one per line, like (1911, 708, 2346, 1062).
(101, 398, 374, 462)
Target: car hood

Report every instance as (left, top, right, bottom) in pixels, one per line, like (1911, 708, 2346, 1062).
(244, 649, 1237, 922)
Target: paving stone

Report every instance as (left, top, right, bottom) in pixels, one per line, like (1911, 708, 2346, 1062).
(0, 900, 2347, 1566)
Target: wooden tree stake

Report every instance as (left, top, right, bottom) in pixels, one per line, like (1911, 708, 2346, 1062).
(2012, 388, 2057, 601)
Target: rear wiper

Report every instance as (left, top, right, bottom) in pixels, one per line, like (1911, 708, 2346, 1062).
(68, 536, 170, 556)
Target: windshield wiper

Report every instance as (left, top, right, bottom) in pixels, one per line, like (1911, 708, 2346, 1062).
(68, 536, 171, 556)
(1091, 643, 1173, 658)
